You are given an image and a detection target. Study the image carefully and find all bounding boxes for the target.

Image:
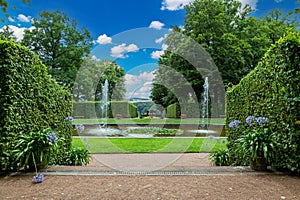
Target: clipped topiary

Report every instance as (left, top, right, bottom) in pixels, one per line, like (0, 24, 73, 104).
(0, 39, 73, 171)
(226, 32, 300, 173)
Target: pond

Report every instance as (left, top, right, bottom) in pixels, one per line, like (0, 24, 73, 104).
(73, 124, 225, 137)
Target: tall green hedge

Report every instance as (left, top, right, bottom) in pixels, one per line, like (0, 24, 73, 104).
(167, 103, 204, 118)
(0, 39, 72, 171)
(111, 101, 138, 118)
(73, 101, 138, 118)
(166, 103, 180, 118)
(226, 32, 300, 173)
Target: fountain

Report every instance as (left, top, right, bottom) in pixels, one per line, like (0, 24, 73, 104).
(82, 80, 123, 136)
(79, 78, 220, 137)
(100, 79, 109, 128)
(201, 77, 209, 128)
(186, 77, 216, 136)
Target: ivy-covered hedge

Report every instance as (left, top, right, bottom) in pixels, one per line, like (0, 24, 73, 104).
(73, 101, 138, 118)
(226, 32, 300, 173)
(0, 39, 73, 171)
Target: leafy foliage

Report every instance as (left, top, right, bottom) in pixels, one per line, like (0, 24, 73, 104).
(226, 32, 300, 173)
(73, 57, 125, 101)
(0, 39, 73, 172)
(73, 101, 138, 118)
(166, 103, 180, 118)
(14, 128, 61, 171)
(235, 129, 275, 163)
(66, 147, 91, 166)
(151, 0, 297, 111)
(21, 10, 93, 89)
(210, 149, 230, 166)
(0, 26, 16, 41)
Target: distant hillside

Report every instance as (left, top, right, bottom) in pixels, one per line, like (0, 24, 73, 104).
(129, 97, 151, 102)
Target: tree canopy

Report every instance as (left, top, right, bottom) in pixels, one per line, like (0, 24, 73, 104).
(151, 0, 298, 110)
(0, 25, 16, 41)
(73, 57, 126, 102)
(21, 10, 93, 89)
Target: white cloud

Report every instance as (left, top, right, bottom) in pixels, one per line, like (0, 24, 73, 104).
(151, 44, 168, 59)
(8, 17, 15, 22)
(155, 34, 168, 44)
(149, 21, 165, 30)
(17, 14, 32, 23)
(110, 43, 139, 58)
(125, 71, 155, 99)
(0, 25, 34, 42)
(161, 0, 194, 11)
(126, 44, 139, 52)
(125, 71, 155, 86)
(151, 50, 164, 59)
(96, 34, 112, 44)
(91, 55, 101, 61)
(239, 0, 258, 10)
(128, 82, 153, 99)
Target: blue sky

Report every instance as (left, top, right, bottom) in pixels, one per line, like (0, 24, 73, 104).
(0, 0, 299, 99)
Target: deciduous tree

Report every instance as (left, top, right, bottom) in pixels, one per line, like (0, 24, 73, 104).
(73, 57, 125, 101)
(21, 10, 93, 89)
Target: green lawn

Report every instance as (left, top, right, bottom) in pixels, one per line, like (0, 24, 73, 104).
(73, 118, 225, 125)
(72, 137, 227, 153)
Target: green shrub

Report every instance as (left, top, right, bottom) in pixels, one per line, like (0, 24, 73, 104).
(210, 149, 230, 166)
(167, 103, 180, 118)
(235, 128, 275, 167)
(73, 101, 138, 118)
(226, 32, 300, 173)
(0, 39, 72, 172)
(167, 102, 209, 118)
(14, 128, 62, 171)
(66, 147, 91, 166)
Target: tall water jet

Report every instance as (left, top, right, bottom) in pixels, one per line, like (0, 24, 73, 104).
(100, 79, 109, 128)
(201, 77, 209, 128)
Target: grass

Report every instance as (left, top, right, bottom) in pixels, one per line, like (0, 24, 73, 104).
(72, 137, 227, 153)
(73, 118, 225, 125)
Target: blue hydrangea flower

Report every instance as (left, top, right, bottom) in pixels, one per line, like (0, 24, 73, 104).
(32, 173, 44, 183)
(47, 132, 57, 143)
(246, 116, 256, 126)
(229, 120, 241, 129)
(66, 116, 73, 123)
(256, 117, 268, 126)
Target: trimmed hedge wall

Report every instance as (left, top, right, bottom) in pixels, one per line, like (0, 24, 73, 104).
(166, 103, 179, 118)
(226, 32, 300, 173)
(0, 39, 73, 171)
(111, 101, 138, 118)
(73, 101, 138, 118)
(166, 102, 205, 118)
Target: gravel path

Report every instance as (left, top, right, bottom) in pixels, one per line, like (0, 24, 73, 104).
(1, 153, 299, 199)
